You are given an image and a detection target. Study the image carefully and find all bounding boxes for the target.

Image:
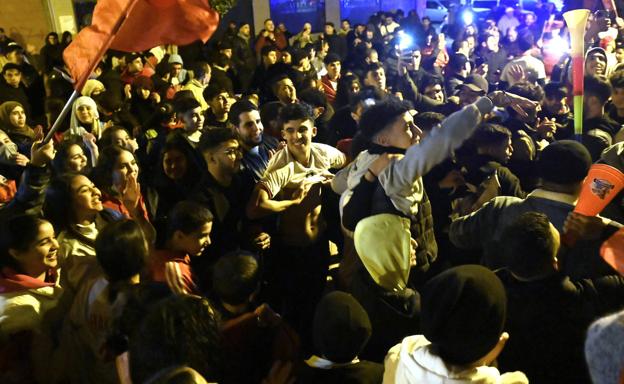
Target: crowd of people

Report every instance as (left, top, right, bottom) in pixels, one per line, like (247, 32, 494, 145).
(2, 0, 624, 382)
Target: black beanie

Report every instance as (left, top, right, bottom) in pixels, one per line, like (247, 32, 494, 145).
(421, 265, 507, 366)
(313, 291, 372, 363)
(539, 140, 592, 184)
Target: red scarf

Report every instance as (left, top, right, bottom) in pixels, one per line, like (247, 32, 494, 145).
(0, 267, 57, 293)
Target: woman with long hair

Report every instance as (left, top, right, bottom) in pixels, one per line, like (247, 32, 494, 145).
(43, 173, 123, 294)
(60, 219, 148, 384)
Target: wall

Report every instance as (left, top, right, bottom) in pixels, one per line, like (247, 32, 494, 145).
(0, 0, 76, 52)
(0, 0, 53, 51)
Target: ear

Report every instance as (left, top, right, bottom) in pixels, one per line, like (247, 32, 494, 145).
(311, 126, 318, 138)
(7, 248, 19, 260)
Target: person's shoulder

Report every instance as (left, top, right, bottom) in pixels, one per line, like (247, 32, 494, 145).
(262, 134, 280, 149)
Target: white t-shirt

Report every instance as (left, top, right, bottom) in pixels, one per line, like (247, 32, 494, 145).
(261, 143, 346, 198)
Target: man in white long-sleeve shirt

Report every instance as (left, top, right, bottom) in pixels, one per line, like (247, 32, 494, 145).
(332, 91, 537, 287)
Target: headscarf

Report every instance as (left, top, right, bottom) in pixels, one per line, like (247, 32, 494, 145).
(312, 291, 372, 363)
(0, 101, 34, 142)
(69, 96, 101, 138)
(421, 265, 507, 366)
(81, 79, 105, 97)
(354, 213, 412, 292)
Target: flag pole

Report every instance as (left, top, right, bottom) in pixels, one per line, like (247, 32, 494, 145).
(42, 0, 140, 144)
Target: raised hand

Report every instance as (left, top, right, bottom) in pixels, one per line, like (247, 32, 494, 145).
(30, 140, 56, 167)
(121, 173, 141, 211)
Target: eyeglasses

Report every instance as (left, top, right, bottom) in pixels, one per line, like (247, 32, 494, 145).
(222, 148, 241, 156)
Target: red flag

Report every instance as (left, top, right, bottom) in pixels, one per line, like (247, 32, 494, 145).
(63, 0, 219, 90)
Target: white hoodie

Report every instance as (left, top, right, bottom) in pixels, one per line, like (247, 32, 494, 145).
(383, 335, 529, 384)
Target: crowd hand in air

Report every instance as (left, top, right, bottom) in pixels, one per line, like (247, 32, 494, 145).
(488, 91, 539, 119)
(121, 173, 141, 212)
(507, 63, 526, 83)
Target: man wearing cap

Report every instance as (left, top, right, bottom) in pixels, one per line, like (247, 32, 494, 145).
(0, 43, 24, 72)
(445, 53, 470, 97)
(320, 53, 341, 104)
(457, 74, 490, 108)
(120, 53, 155, 85)
(539, 82, 573, 140)
(449, 140, 622, 279)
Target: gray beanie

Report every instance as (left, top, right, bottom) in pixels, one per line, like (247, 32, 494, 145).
(585, 310, 624, 384)
(168, 54, 184, 65)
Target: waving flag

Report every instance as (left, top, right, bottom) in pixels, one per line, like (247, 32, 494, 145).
(63, 0, 220, 90)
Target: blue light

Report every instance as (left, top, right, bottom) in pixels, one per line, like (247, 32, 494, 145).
(462, 10, 474, 25)
(398, 31, 413, 51)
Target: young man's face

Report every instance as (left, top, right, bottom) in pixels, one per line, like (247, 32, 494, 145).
(379, 112, 421, 149)
(3, 69, 21, 88)
(326, 61, 341, 79)
(486, 34, 499, 51)
(410, 50, 422, 70)
(265, 20, 275, 32)
(180, 107, 205, 133)
(424, 83, 444, 102)
(220, 48, 232, 59)
(236, 109, 264, 148)
(364, 67, 385, 91)
(128, 57, 143, 74)
(176, 222, 212, 257)
(341, 21, 350, 31)
(163, 148, 188, 180)
(6, 51, 23, 65)
(586, 53, 606, 77)
(207, 139, 242, 175)
(490, 137, 513, 163)
(240, 24, 250, 36)
(275, 78, 297, 104)
(282, 118, 316, 153)
(264, 51, 278, 66)
(208, 92, 231, 117)
(171, 63, 183, 77)
(615, 48, 624, 63)
(543, 95, 568, 115)
(612, 87, 624, 109)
